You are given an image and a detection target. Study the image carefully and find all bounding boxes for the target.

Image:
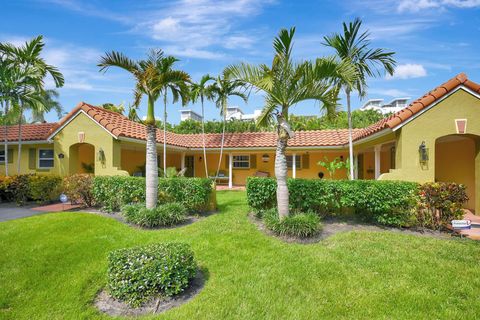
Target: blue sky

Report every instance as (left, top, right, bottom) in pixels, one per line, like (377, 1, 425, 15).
(2, 0, 479, 123)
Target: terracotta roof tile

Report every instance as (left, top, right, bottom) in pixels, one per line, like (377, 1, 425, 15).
(0, 123, 56, 142)
(353, 72, 480, 141)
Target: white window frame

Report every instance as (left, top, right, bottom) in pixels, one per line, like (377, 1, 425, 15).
(286, 155, 301, 169)
(38, 149, 54, 169)
(0, 150, 5, 164)
(232, 155, 250, 169)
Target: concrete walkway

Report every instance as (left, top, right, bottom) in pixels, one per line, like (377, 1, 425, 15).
(0, 202, 81, 222)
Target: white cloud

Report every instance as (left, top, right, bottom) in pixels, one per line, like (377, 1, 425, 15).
(387, 64, 427, 80)
(398, 0, 480, 12)
(369, 88, 412, 97)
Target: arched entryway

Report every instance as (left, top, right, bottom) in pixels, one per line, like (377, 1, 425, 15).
(69, 143, 95, 174)
(435, 134, 479, 210)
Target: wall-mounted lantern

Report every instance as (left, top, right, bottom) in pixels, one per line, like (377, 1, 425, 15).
(418, 141, 429, 164)
(58, 153, 65, 159)
(97, 148, 106, 164)
(262, 154, 270, 162)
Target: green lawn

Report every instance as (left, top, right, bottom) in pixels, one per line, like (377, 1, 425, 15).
(1, 191, 480, 319)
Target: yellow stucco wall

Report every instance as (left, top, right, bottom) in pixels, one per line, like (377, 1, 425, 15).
(52, 112, 128, 176)
(379, 88, 480, 212)
(0, 143, 56, 175)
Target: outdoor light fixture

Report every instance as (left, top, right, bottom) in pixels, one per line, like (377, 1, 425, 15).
(97, 148, 106, 164)
(419, 141, 429, 164)
(58, 153, 64, 159)
(262, 154, 270, 162)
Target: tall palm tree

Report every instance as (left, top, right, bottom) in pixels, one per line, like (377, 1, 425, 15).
(227, 27, 356, 219)
(323, 18, 396, 180)
(156, 56, 190, 177)
(32, 89, 63, 122)
(0, 36, 64, 173)
(99, 49, 190, 209)
(190, 74, 214, 177)
(208, 72, 248, 179)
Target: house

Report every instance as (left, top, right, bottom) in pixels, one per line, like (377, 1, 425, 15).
(179, 109, 203, 122)
(360, 97, 410, 115)
(1, 73, 480, 212)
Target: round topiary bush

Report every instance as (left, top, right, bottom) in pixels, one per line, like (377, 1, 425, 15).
(264, 210, 322, 238)
(121, 202, 187, 228)
(107, 242, 197, 307)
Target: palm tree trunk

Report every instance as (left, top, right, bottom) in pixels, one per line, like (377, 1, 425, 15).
(2, 100, 8, 176)
(346, 89, 354, 180)
(215, 113, 226, 179)
(275, 136, 289, 219)
(163, 94, 167, 178)
(16, 105, 23, 174)
(145, 123, 158, 209)
(201, 97, 208, 177)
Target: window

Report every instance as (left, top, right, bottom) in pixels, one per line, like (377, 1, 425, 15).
(232, 155, 250, 169)
(0, 150, 4, 163)
(38, 149, 54, 168)
(286, 155, 301, 169)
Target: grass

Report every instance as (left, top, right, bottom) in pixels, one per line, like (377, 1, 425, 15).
(1, 191, 480, 319)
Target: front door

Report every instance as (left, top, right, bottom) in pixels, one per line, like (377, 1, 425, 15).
(185, 156, 194, 177)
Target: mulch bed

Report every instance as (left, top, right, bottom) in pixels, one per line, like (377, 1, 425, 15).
(94, 270, 205, 317)
(249, 213, 454, 244)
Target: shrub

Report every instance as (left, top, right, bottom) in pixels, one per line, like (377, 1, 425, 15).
(264, 209, 322, 238)
(63, 174, 95, 206)
(417, 182, 468, 230)
(247, 177, 419, 227)
(107, 242, 197, 307)
(122, 202, 187, 228)
(3, 175, 31, 205)
(28, 175, 62, 203)
(93, 176, 214, 212)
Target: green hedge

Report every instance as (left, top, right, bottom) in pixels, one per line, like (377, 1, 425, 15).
(92, 176, 214, 212)
(107, 242, 197, 307)
(0, 174, 62, 205)
(247, 177, 419, 227)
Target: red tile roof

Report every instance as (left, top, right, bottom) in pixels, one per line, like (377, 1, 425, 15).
(353, 73, 480, 141)
(0, 122, 56, 142)
(3, 73, 479, 148)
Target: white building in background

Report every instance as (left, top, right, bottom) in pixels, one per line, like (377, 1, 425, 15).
(225, 106, 262, 121)
(360, 98, 410, 115)
(180, 109, 203, 122)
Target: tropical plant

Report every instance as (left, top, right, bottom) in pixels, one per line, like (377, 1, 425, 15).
(208, 71, 248, 178)
(227, 27, 356, 218)
(32, 89, 63, 122)
(317, 156, 345, 179)
(98, 49, 190, 209)
(323, 18, 396, 180)
(190, 74, 214, 177)
(101, 102, 125, 114)
(0, 36, 64, 174)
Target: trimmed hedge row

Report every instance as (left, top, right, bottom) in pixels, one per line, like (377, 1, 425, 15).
(107, 242, 197, 306)
(92, 176, 215, 212)
(246, 177, 468, 228)
(122, 202, 187, 227)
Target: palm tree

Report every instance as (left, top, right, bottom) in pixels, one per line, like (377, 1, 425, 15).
(0, 36, 64, 173)
(157, 56, 190, 177)
(227, 27, 356, 219)
(99, 49, 190, 209)
(32, 89, 63, 122)
(208, 71, 248, 180)
(190, 74, 214, 177)
(323, 18, 396, 180)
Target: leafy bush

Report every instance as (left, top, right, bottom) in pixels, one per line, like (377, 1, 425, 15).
(417, 182, 468, 230)
(0, 174, 63, 205)
(28, 175, 62, 203)
(63, 174, 95, 206)
(122, 202, 187, 228)
(246, 177, 276, 210)
(107, 242, 197, 307)
(93, 176, 214, 212)
(264, 209, 322, 238)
